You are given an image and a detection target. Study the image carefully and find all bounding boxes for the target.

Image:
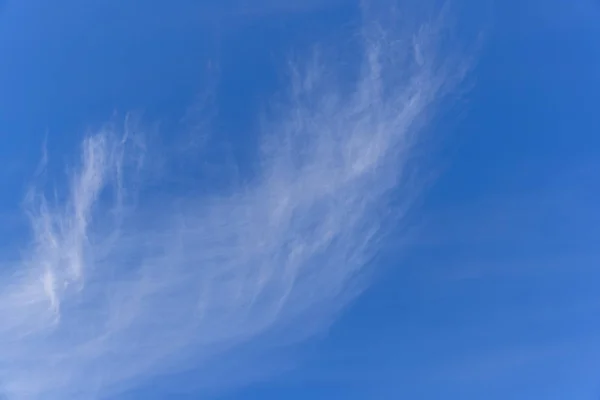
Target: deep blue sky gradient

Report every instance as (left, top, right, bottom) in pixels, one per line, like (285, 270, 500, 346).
(1, 0, 599, 399)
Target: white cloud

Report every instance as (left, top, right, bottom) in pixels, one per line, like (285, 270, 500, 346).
(0, 3, 472, 399)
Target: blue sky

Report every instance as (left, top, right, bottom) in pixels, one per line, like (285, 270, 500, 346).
(0, 0, 599, 399)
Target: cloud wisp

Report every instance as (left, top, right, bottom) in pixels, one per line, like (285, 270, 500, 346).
(0, 4, 472, 399)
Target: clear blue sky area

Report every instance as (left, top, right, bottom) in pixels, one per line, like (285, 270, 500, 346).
(0, 0, 599, 399)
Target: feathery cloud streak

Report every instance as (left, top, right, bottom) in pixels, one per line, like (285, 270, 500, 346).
(0, 3, 472, 398)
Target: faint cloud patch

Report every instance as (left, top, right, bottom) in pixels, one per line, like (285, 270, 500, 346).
(0, 1, 479, 399)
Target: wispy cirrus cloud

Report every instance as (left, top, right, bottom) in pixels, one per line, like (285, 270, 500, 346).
(0, 3, 473, 399)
